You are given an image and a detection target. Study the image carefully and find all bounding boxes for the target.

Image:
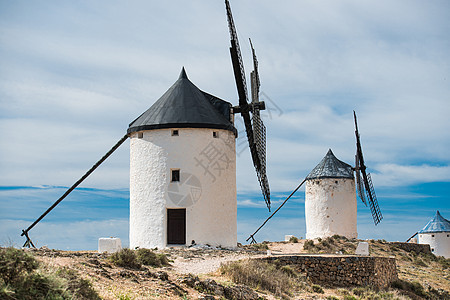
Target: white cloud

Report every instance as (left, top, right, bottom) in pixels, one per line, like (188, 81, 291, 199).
(237, 199, 267, 208)
(373, 164, 450, 187)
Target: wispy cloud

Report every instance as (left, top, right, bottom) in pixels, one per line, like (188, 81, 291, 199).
(374, 164, 450, 187)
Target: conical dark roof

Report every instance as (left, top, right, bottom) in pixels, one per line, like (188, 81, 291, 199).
(128, 68, 236, 135)
(306, 149, 354, 180)
(418, 211, 450, 233)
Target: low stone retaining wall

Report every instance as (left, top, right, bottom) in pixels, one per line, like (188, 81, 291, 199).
(260, 255, 397, 288)
(388, 242, 431, 254)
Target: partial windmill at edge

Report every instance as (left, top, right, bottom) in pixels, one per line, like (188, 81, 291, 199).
(225, 0, 271, 211)
(353, 111, 383, 225)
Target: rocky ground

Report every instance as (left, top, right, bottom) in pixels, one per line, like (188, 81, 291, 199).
(20, 238, 450, 299)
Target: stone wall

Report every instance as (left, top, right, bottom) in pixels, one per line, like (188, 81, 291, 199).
(260, 255, 397, 288)
(388, 242, 431, 254)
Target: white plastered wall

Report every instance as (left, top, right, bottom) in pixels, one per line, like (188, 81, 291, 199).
(418, 232, 450, 258)
(130, 128, 236, 249)
(305, 178, 357, 239)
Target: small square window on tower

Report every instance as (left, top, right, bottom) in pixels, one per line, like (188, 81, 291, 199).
(171, 169, 180, 182)
(213, 131, 218, 138)
(137, 132, 143, 139)
(172, 130, 179, 136)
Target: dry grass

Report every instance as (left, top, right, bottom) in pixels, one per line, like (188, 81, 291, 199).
(302, 235, 357, 254)
(4, 239, 448, 299)
(109, 248, 170, 269)
(0, 247, 100, 300)
(243, 241, 269, 252)
(219, 258, 303, 298)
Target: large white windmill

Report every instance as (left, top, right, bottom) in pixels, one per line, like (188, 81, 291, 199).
(21, 0, 271, 250)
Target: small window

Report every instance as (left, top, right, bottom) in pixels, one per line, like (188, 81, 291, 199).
(213, 131, 218, 138)
(137, 132, 143, 139)
(447, 234, 449, 237)
(431, 248, 434, 252)
(432, 234, 435, 237)
(172, 130, 179, 136)
(171, 169, 180, 182)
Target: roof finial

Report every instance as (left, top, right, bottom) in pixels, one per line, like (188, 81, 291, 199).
(179, 67, 188, 80)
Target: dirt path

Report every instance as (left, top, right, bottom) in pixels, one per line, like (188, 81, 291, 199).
(167, 242, 308, 275)
(170, 251, 264, 275)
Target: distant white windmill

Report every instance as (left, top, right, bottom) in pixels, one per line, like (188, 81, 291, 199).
(416, 211, 450, 258)
(305, 149, 358, 239)
(304, 112, 383, 239)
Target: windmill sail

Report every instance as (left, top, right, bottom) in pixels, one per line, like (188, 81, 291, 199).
(355, 154, 367, 206)
(365, 172, 382, 224)
(249, 39, 270, 209)
(354, 111, 383, 225)
(225, 0, 271, 210)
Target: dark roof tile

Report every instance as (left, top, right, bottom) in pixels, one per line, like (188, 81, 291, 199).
(306, 149, 354, 180)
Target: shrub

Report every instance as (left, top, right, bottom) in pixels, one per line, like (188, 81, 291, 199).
(56, 267, 100, 299)
(437, 256, 450, 270)
(332, 234, 347, 241)
(413, 257, 427, 267)
(312, 284, 324, 293)
(321, 240, 330, 248)
(280, 265, 297, 278)
(0, 247, 39, 285)
(246, 241, 269, 251)
(289, 236, 299, 243)
(110, 248, 141, 269)
(136, 248, 169, 267)
(0, 247, 99, 300)
(220, 259, 297, 297)
(303, 240, 315, 251)
(352, 287, 366, 296)
(391, 279, 427, 298)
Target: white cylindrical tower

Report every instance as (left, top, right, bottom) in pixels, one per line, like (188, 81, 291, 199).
(417, 211, 450, 258)
(305, 149, 357, 239)
(128, 68, 237, 249)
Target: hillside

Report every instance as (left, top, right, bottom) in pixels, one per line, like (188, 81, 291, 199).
(1, 237, 449, 299)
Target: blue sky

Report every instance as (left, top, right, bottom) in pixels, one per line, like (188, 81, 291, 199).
(1, 0, 449, 250)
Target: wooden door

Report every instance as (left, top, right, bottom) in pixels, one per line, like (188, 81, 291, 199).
(167, 209, 186, 244)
